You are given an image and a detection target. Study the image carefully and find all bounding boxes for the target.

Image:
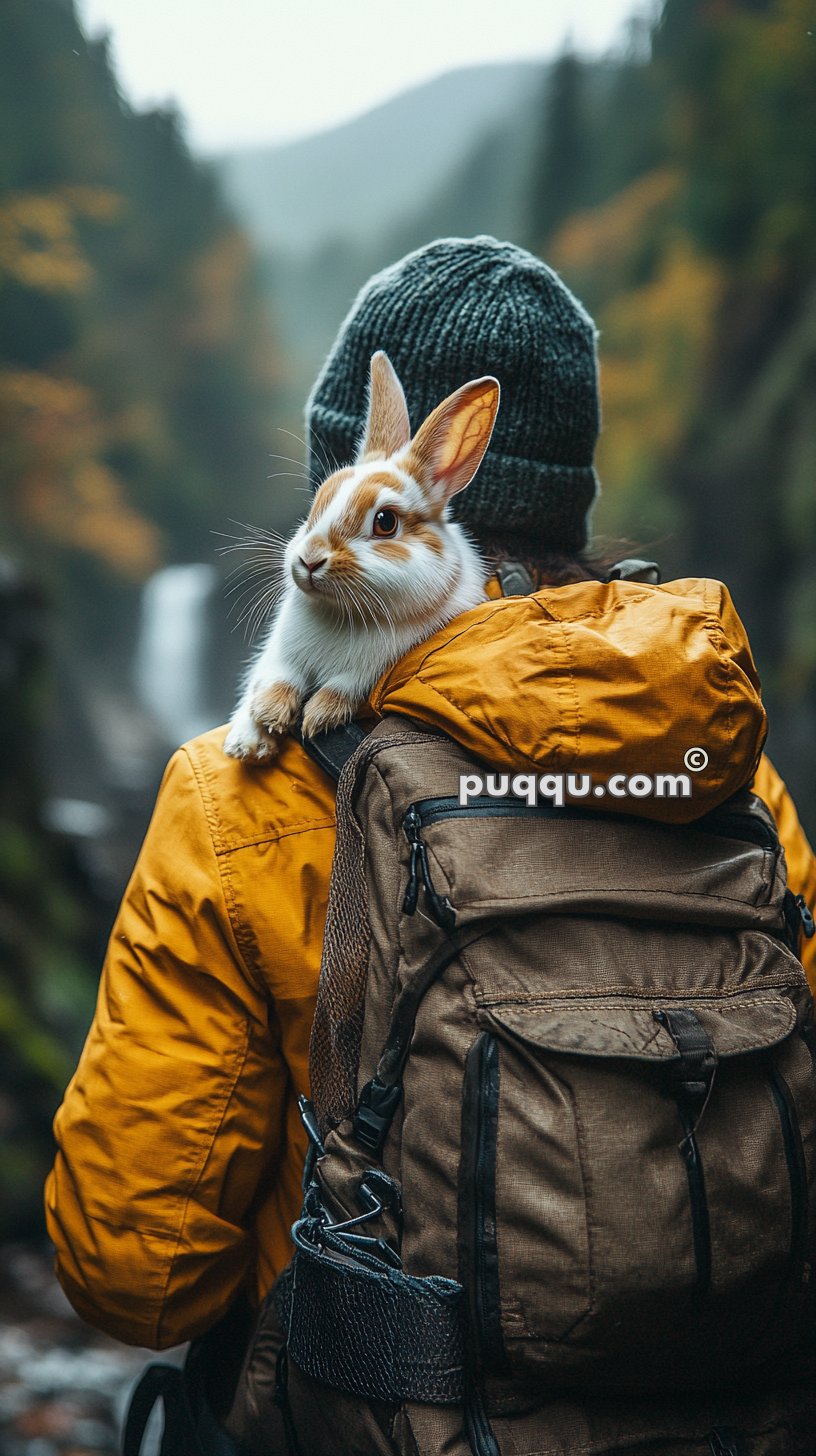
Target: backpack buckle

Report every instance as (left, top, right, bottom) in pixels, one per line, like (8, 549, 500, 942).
(653, 1007, 717, 1110)
(298, 1094, 325, 1190)
(353, 1077, 402, 1154)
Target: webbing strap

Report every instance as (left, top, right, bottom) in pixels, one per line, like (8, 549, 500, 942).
(122, 1359, 239, 1456)
(291, 718, 368, 784)
(122, 1364, 184, 1456)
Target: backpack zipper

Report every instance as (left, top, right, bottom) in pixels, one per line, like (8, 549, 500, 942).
(783, 889, 815, 954)
(410, 795, 578, 826)
(461, 1032, 502, 1456)
(402, 797, 588, 929)
(796, 894, 815, 939)
(406, 794, 779, 842)
(471, 1033, 504, 1372)
(402, 805, 456, 929)
(768, 1066, 809, 1277)
(464, 1388, 500, 1456)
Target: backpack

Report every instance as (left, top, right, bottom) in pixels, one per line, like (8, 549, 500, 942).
(238, 711, 816, 1456)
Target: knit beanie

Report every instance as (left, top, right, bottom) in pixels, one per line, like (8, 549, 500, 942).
(305, 235, 600, 555)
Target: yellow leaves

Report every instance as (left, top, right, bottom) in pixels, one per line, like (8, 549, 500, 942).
(552, 169, 681, 281)
(0, 367, 91, 422)
(60, 185, 123, 223)
(0, 186, 121, 294)
(0, 367, 161, 581)
(0, 183, 161, 579)
(0, 193, 89, 292)
(28, 460, 161, 579)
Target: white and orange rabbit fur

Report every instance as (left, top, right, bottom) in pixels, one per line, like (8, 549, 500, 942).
(224, 350, 500, 761)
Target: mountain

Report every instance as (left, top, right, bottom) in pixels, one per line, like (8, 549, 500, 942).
(214, 61, 546, 257)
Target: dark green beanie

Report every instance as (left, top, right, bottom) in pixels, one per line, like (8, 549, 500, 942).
(305, 235, 601, 555)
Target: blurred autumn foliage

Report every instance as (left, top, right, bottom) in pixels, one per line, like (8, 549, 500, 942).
(529, 0, 816, 827)
(0, 0, 284, 1235)
(0, 0, 282, 627)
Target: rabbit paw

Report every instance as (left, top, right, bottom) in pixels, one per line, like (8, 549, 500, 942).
(251, 680, 303, 736)
(301, 686, 358, 739)
(224, 710, 282, 763)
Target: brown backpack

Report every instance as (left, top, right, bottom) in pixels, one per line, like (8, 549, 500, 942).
(231, 716, 816, 1456)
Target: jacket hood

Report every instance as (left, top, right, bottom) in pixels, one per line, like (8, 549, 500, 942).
(370, 576, 766, 823)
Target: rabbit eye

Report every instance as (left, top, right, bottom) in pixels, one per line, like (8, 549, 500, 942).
(372, 508, 399, 538)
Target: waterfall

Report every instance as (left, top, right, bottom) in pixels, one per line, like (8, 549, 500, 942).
(133, 563, 218, 746)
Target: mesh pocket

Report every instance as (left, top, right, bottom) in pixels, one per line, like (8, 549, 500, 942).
(283, 1219, 466, 1403)
(310, 729, 429, 1134)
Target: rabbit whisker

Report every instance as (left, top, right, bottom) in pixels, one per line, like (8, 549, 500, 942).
(214, 522, 290, 558)
(223, 553, 284, 576)
(356, 579, 397, 636)
(267, 451, 312, 471)
(225, 575, 287, 607)
(222, 545, 287, 567)
(282, 425, 341, 489)
(350, 582, 385, 634)
(231, 579, 286, 640)
(276, 429, 327, 492)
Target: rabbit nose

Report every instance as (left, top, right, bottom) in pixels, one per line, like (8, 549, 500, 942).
(300, 555, 327, 576)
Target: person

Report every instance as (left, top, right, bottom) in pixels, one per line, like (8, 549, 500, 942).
(45, 237, 816, 1452)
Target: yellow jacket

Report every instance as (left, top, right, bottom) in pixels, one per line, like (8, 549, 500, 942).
(45, 577, 816, 1350)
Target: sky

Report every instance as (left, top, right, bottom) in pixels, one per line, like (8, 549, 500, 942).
(76, 0, 650, 155)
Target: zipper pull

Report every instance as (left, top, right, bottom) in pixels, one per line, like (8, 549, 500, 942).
(403, 806, 422, 914)
(401, 805, 456, 931)
(796, 894, 815, 939)
(297, 1095, 325, 1157)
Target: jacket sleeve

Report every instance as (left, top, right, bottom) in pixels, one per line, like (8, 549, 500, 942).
(44, 746, 289, 1350)
(751, 754, 816, 994)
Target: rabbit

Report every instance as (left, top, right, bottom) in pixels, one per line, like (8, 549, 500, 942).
(223, 350, 500, 762)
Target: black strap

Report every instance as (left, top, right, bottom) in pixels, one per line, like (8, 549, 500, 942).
(122, 1363, 189, 1456)
(653, 1007, 717, 1108)
(274, 1344, 304, 1456)
(291, 718, 368, 784)
(122, 1358, 240, 1456)
(606, 558, 661, 584)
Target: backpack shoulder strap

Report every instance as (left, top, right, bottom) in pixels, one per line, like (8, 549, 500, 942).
(291, 718, 369, 784)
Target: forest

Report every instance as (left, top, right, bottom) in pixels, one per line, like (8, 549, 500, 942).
(1, 0, 814, 1250)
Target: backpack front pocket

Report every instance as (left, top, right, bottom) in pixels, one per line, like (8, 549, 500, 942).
(459, 991, 816, 1395)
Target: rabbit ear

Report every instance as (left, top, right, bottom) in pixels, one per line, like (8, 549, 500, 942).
(356, 351, 411, 462)
(401, 377, 500, 505)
